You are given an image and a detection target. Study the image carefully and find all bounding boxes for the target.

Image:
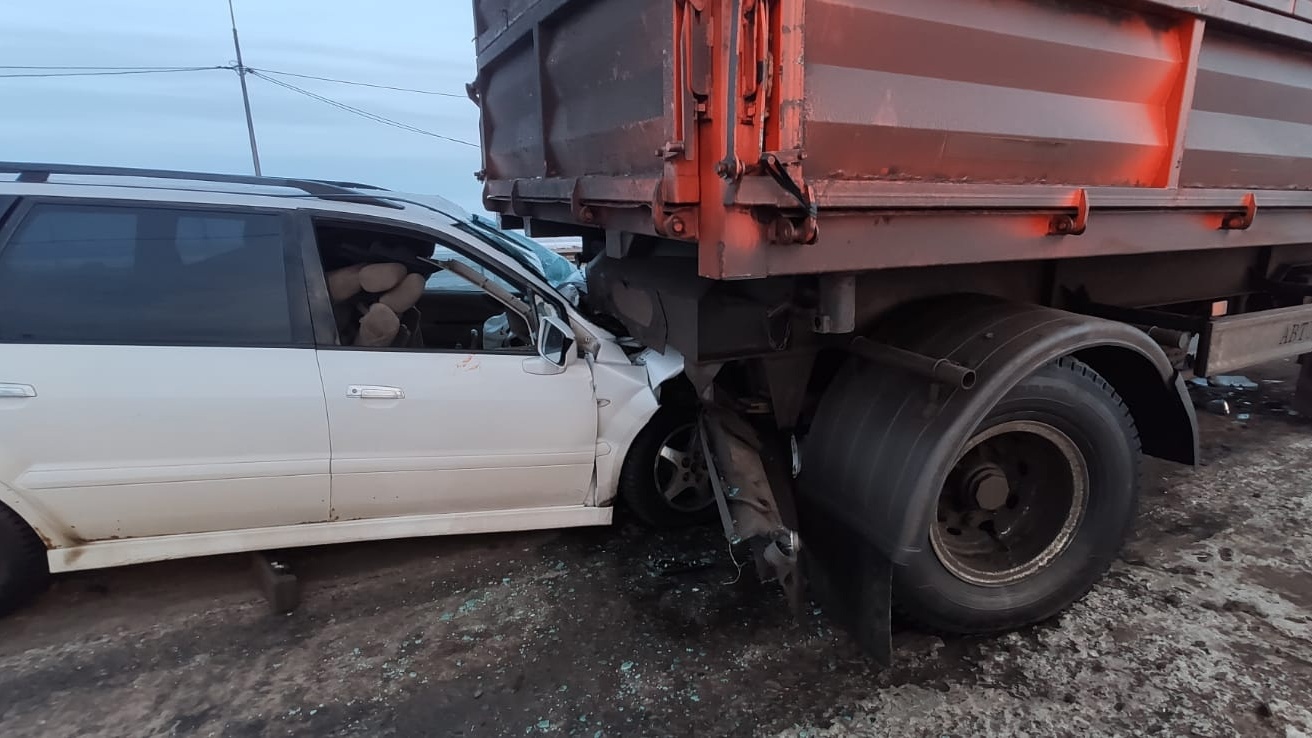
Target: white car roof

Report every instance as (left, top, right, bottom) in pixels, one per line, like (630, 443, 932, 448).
(0, 162, 472, 226)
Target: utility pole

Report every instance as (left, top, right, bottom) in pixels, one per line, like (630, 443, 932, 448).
(228, 0, 262, 176)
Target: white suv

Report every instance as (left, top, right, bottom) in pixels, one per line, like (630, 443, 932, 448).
(0, 163, 714, 614)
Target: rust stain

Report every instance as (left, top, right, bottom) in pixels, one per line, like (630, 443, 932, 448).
(34, 528, 55, 550)
(456, 355, 482, 372)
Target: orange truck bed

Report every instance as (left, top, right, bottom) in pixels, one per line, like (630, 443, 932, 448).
(470, 0, 1312, 279)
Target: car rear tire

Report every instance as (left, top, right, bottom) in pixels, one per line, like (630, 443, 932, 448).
(619, 409, 718, 528)
(0, 503, 48, 616)
(892, 356, 1141, 634)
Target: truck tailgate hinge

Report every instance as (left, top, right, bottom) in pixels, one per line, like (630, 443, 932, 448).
(1049, 188, 1089, 236)
(1221, 192, 1257, 231)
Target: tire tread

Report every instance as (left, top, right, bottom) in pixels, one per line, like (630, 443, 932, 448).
(891, 356, 1141, 635)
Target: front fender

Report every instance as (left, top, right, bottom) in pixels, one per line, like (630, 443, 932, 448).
(590, 360, 661, 507)
(635, 346, 685, 393)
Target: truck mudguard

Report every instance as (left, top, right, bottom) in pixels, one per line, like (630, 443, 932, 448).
(799, 296, 1197, 563)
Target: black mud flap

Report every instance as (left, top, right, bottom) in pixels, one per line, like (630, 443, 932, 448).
(800, 502, 893, 666)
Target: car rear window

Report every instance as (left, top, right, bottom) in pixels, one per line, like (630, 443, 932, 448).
(0, 202, 296, 346)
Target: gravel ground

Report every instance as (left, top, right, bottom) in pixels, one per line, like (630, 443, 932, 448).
(0, 362, 1309, 737)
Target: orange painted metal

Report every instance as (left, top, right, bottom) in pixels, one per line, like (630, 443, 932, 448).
(471, 0, 1312, 279)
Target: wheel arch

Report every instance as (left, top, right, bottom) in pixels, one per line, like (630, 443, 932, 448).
(1073, 344, 1197, 467)
(799, 295, 1198, 565)
(0, 482, 60, 552)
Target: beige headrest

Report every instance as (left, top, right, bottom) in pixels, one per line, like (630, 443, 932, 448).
(360, 262, 408, 293)
(325, 264, 364, 303)
(378, 273, 425, 314)
(355, 302, 400, 347)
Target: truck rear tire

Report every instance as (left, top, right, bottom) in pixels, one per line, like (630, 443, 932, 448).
(0, 503, 48, 616)
(892, 356, 1141, 634)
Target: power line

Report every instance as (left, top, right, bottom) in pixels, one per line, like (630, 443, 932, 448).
(0, 64, 219, 70)
(2, 58, 477, 149)
(0, 64, 466, 98)
(247, 70, 478, 148)
(0, 66, 229, 79)
(248, 67, 465, 98)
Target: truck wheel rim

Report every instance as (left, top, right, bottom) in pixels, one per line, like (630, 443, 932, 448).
(653, 424, 714, 513)
(929, 420, 1089, 586)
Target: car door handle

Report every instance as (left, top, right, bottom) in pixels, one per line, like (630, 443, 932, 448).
(0, 383, 36, 398)
(347, 385, 405, 400)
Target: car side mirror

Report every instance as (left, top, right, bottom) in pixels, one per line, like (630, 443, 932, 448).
(537, 315, 575, 368)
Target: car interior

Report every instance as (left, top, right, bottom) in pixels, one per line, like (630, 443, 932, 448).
(312, 222, 535, 351)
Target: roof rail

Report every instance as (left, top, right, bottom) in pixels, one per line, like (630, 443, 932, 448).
(0, 161, 402, 209)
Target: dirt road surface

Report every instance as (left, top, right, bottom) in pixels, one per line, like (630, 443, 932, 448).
(1, 362, 1309, 737)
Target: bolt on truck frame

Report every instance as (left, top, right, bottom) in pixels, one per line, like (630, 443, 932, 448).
(469, 0, 1312, 659)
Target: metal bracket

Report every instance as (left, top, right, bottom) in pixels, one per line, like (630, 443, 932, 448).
(813, 273, 856, 334)
(761, 153, 819, 244)
(650, 179, 698, 239)
(569, 178, 595, 225)
(508, 179, 523, 217)
(1049, 188, 1089, 236)
(1221, 192, 1257, 230)
(656, 141, 686, 161)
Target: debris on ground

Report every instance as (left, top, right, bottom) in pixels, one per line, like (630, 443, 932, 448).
(1209, 374, 1260, 390)
(0, 361, 1309, 737)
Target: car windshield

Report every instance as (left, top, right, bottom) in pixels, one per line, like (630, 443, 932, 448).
(462, 215, 579, 290)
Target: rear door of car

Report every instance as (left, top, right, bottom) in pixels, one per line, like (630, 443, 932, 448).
(0, 197, 331, 542)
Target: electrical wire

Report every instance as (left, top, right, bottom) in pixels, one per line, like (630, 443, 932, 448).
(0, 64, 219, 70)
(248, 67, 464, 98)
(2, 62, 477, 147)
(246, 70, 478, 148)
(0, 66, 230, 79)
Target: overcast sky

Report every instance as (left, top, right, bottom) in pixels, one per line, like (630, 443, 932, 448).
(1, 1, 486, 212)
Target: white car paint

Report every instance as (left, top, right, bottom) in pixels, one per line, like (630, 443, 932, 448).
(47, 506, 612, 573)
(635, 346, 688, 393)
(316, 348, 597, 520)
(0, 174, 686, 575)
(0, 345, 331, 543)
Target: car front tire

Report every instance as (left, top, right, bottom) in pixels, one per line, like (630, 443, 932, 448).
(618, 409, 718, 528)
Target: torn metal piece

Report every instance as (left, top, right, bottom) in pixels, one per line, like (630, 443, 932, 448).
(698, 409, 805, 613)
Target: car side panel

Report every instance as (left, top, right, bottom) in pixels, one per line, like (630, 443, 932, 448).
(317, 349, 598, 520)
(0, 345, 331, 541)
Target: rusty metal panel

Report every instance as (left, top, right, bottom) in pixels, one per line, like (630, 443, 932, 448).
(480, 40, 546, 183)
(475, 0, 672, 184)
(472, 0, 1312, 279)
(1179, 31, 1312, 189)
(474, 0, 538, 39)
(801, 0, 1185, 187)
(541, 0, 671, 178)
(1237, 0, 1299, 15)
